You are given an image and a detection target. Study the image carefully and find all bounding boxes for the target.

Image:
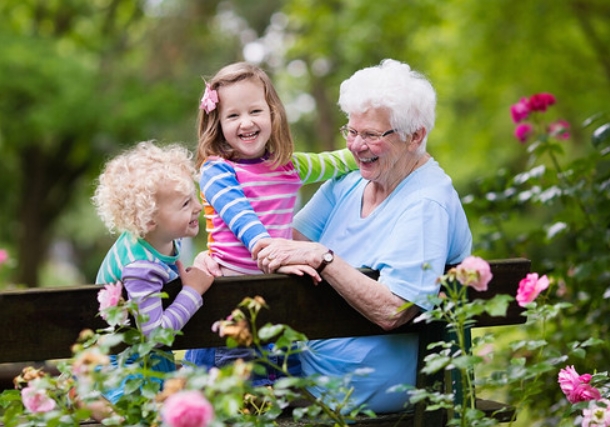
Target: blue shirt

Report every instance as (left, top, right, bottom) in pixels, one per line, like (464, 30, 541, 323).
(293, 158, 472, 413)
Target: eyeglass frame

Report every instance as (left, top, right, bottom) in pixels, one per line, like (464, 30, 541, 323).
(339, 125, 397, 143)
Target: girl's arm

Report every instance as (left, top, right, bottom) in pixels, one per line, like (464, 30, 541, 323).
(200, 159, 270, 252)
(292, 148, 358, 185)
(122, 260, 204, 336)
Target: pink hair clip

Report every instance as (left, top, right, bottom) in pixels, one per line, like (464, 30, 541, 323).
(199, 83, 219, 113)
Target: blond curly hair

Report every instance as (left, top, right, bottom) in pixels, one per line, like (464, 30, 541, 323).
(92, 141, 198, 239)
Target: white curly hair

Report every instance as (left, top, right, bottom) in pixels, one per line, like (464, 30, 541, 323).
(92, 141, 198, 238)
(338, 59, 436, 154)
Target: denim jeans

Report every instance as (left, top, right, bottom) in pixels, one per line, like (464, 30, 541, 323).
(184, 344, 301, 386)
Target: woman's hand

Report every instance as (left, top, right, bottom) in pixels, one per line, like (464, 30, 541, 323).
(252, 238, 327, 277)
(276, 264, 322, 284)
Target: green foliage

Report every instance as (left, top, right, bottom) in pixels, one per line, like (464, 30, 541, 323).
(0, 293, 366, 426)
(411, 259, 607, 426)
(463, 96, 610, 423)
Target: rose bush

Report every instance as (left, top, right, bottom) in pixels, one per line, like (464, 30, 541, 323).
(462, 92, 610, 425)
(0, 286, 361, 427)
(410, 256, 556, 427)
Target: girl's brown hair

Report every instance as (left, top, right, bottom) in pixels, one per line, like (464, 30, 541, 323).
(196, 62, 294, 169)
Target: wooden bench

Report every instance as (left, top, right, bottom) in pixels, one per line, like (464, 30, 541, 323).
(0, 258, 530, 426)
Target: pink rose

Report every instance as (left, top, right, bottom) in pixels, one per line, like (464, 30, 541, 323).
(558, 365, 601, 404)
(510, 97, 531, 123)
(455, 256, 493, 292)
(97, 282, 123, 313)
(582, 399, 610, 427)
(558, 365, 581, 395)
(0, 249, 8, 265)
(21, 385, 56, 413)
(97, 282, 127, 324)
(162, 390, 214, 427)
(528, 92, 556, 112)
(516, 273, 549, 307)
(548, 119, 571, 140)
(570, 384, 602, 404)
(514, 123, 534, 143)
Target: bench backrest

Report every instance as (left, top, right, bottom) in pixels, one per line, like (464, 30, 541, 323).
(0, 258, 530, 364)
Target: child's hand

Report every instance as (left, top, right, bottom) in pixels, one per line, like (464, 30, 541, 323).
(193, 251, 223, 277)
(276, 264, 322, 284)
(177, 260, 214, 295)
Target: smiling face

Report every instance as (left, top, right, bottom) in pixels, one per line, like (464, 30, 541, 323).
(145, 177, 202, 254)
(347, 108, 416, 188)
(217, 79, 272, 160)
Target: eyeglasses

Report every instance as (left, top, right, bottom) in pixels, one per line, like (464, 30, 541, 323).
(340, 126, 396, 143)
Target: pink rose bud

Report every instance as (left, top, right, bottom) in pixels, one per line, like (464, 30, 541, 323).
(514, 123, 534, 143)
(510, 97, 531, 123)
(528, 92, 556, 112)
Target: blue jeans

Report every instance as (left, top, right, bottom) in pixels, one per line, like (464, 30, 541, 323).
(104, 350, 175, 403)
(184, 345, 301, 386)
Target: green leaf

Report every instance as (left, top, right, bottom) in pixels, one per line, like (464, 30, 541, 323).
(483, 294, 512, 317)
(259, 323, 285, 341)
(422, 354, 452, 374)
(592, 123, 610, 154)
(452, 354, 483, 370)
(572, 348, 586, 359)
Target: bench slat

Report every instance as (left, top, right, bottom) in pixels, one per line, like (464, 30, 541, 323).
(0, 258, 530, 426)
(0, 258, 530, 364)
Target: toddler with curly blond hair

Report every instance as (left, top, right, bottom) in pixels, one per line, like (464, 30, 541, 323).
(93, 140, 213, 404)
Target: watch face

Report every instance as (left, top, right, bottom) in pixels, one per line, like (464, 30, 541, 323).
(323, 252, 334, 262)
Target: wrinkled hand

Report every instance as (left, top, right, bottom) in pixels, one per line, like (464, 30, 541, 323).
(193, 251, 223, 277)
(177, 260, 214, 296)
(253, 238, 325, 281)
(276, 264, 322, 284)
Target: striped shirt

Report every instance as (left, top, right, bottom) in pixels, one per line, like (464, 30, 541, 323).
(200, 149, 357, 274)
(96, 232, 203, 337)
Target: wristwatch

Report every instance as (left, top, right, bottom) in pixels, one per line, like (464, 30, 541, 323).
(317, 249, 335, 274)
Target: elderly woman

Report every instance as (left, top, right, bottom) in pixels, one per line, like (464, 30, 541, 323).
(253, 59, 472, 413)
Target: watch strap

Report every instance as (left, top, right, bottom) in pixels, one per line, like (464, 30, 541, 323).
(317, 249, 334, 274)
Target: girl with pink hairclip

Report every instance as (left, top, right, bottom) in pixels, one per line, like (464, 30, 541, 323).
(186, 62, 357, 384)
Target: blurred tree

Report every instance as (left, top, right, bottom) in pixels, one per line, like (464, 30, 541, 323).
(0, 1, 152, 287)
(0, 0, 224, 286)
(1, 0, 608, 290)
(0, 0, 290, 286)
(277, 0, 610, 186)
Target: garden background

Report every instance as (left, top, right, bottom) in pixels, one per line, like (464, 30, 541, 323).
(0, 1, 609, 426)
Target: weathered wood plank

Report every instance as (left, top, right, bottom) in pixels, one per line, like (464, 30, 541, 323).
(0, 258, 530, 364)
